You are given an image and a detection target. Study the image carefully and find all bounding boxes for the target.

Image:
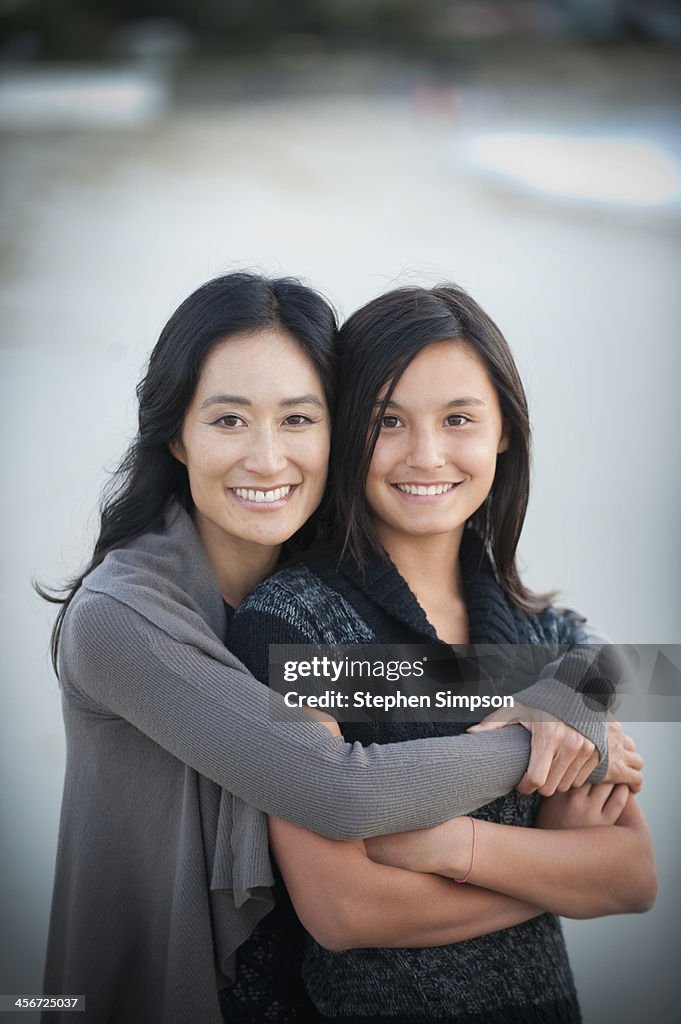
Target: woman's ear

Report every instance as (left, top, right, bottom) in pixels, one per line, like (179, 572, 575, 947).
(497, 422, 510, 454)
(168, 437, 186, 465)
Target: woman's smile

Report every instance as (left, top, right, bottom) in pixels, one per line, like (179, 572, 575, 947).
(170, 328, 330, 569)
(229, 483, 299, 507)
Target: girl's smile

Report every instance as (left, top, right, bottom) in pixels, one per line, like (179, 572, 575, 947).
(390, 481, 464, 500)
(366, 339, 508, 554)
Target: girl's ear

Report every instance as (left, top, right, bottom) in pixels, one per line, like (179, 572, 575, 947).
(497, 421, 510, 454)
(168, 437, 186, 465)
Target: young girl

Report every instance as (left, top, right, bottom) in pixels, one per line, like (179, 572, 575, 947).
(228, 284, 656, 1023)
(40, 274, 631, 1024)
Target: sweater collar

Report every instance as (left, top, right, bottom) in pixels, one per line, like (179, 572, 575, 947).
(83, 500, 227, 640)
(336, 529, 522, 645)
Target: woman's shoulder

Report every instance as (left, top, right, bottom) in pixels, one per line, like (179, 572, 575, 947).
(61, 583, 134, 651)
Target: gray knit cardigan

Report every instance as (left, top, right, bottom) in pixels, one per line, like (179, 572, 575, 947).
(42, 503, 606, 1024)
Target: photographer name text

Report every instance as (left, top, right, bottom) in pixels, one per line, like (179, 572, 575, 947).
(283, 690, 515, 712)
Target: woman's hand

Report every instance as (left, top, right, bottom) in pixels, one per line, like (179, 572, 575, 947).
(601, 720, 644, 792)
(535, 783, 631, 830)
(467, 709, 643, 796)
(467, 702, 599, 796)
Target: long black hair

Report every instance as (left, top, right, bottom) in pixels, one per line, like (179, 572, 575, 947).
(40, 272, 337, 672)
(327, 283, 549, 612)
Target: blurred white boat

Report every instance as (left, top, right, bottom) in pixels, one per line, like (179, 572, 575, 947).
(0, 66, 169, 130)
(465, 130, 681, 209)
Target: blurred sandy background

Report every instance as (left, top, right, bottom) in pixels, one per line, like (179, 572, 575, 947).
(1, 2, 680, 1021)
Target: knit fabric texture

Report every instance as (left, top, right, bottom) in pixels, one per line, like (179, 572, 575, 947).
(227, 531, 596, 1023)
(44, 505, 599, 1024)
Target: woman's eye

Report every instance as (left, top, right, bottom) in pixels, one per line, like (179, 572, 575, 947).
(215, 414, 244, 428)
(283, 414, 311, 427)
(446, 414, 469, 427)
(381, 415, 403, 429)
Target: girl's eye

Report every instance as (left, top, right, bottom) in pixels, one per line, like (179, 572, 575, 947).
(215, 414, 245, 428)
(446, 414, 470, 427)
(283, 414, 312, 427)
(381, 415, 403, 429)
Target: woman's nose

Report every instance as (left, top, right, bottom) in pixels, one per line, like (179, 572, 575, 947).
(242, 429, 288, 476)
(405, 428, 446, 470)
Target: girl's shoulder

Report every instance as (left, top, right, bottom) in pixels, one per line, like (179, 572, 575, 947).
(236, 562, 335, 616)
(232, 561, 374, 646)
(512, 603, 597, 646)
(520, 603, 607, 647)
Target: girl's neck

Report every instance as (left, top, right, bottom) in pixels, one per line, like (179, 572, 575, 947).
(193, 513, 280, 608)
(375, 524, 465, 602)
(375, 525, 469, 644)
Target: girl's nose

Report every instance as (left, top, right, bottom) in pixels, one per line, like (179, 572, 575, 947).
(405, 428, 446, 471)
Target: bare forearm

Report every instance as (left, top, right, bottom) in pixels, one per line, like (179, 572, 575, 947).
(352, 870, 541, 948)
(440, 813, 656, 918)
(268, 816, 541, 951)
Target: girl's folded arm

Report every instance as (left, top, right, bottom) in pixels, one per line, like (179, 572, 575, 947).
(366, 789, 657, 919)
(267, 814, 542, 951)
(464, 794, 656, 918)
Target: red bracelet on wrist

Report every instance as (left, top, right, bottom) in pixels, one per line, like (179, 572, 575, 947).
(454, 816, 477, 884)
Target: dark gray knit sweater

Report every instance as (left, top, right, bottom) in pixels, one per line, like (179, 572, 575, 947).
(227, 531, 599, 1023)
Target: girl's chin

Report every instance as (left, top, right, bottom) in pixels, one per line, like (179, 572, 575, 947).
(380, 518, 469, 540)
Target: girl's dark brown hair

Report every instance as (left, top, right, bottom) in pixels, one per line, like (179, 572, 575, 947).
(327, 283, 550, 612)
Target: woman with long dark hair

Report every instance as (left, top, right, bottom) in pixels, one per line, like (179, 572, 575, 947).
(228, 284, 656, 1023)
(41, 273, 639, 1024)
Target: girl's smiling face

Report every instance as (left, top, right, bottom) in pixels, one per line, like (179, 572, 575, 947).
(365, 339, 508, 553)
(171, 328, 331, 563)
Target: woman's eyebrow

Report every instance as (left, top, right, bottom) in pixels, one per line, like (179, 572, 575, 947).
(200, 393, 324, 410)
(374, 396, 486, 409)
(279, 394, 325, 408)
(201, 394, 251, 409)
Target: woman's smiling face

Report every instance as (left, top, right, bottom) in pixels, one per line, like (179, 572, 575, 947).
(365, 339, 508, 552)
(171, 328, 331, 560)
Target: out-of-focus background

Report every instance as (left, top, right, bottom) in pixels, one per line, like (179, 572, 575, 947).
(1, 1, 680, 1021)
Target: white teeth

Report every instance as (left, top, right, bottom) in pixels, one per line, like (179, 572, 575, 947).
(233, 485, 292, 503)
(395, 483, 454, 496)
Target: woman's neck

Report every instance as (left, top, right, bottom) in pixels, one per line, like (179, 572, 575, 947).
(193, 513, 280, 607)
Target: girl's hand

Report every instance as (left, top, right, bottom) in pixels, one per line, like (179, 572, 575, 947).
(535, 783, 630, 830)
(306, 708, 342, 736)
(365, 817, 471, 878)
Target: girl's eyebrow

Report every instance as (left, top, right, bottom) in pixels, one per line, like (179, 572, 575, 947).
(374, 396, 487, 409)
(200, 393, 324, 410)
